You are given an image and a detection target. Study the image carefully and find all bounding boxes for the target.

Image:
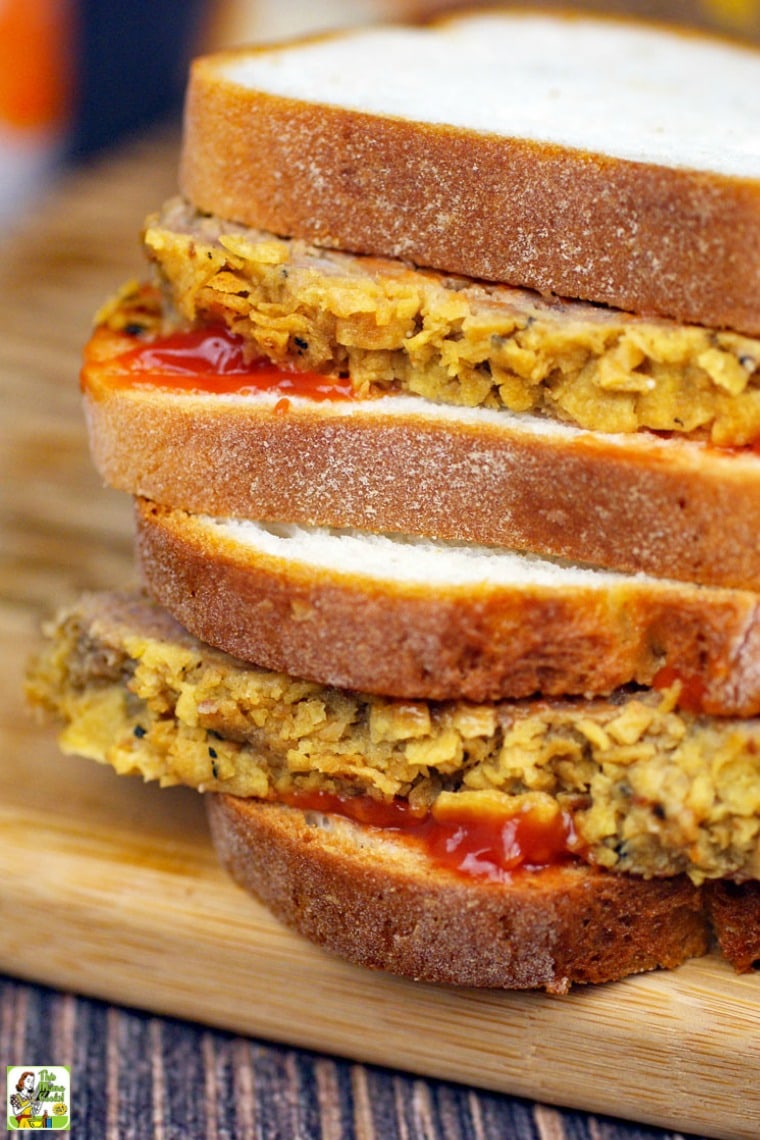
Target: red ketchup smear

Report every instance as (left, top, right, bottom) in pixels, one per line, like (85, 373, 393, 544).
(106, 325, 354, 403)
(651, 664, 707, 714)
(286, 790, 583, 881)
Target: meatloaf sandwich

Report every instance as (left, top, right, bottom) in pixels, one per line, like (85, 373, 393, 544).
(27, 9, 760, 991)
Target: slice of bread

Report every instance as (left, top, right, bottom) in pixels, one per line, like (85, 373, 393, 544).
(206, 794, 709, 991)
(135, 498, 760, 714)
(180, 12, 760, 334)
(83, 297, 760, 591)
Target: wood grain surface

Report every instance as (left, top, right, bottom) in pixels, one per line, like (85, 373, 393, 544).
(1, 133, 759, 1140)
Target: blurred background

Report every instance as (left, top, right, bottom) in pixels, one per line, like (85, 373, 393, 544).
(1, 0, 760, 232)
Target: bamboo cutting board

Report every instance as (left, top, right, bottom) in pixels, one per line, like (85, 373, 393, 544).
(1, 134, 759, 1140)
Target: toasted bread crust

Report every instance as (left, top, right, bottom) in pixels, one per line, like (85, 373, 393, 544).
(704, 881, 760, 972)
(206, 795, 710, 990)
(181, 43, 760, 335)
(135, 498, 760, 714)
(83, 358, 760, 592)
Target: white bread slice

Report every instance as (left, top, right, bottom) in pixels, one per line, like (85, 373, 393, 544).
(206, 795, 709, 991)
(135, 498, 760, 715)
(181, 12, 760, 334)
(83, 311, 760, 592)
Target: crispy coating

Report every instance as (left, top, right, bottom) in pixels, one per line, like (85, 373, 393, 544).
(142, 198, 760, 445)
(26, 590, 760, 884)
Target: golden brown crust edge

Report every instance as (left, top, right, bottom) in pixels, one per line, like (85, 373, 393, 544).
(206, 795, 709, 991)
(134, 497, 760, 714)
(704, 881, 760, 972)
(83, 382, 760, 592)
(180, 56, 760, 336)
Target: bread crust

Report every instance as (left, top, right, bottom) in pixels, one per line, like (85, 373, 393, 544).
(135, 497, 760, 713)
(180, 40, 760, 335)
(83, 376, 760, 592)
(206, 794, 709, 991)
(704, 881, 760, 972)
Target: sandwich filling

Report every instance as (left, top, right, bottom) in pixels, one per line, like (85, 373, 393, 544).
(141, 198, 760, 446)
(26, 591, 760, 886)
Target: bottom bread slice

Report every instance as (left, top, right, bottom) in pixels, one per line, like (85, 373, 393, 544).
(206, 795, 709, 993)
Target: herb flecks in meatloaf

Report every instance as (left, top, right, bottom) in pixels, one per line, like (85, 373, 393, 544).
(26, 590, 760, 886)
(142, 197, 760, 446)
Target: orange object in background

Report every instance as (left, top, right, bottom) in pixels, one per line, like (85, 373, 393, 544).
(0, 0, 74, 224)
(0, 0, 72, 130)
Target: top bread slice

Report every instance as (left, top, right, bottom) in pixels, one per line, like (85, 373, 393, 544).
(180, 11, 760, 335)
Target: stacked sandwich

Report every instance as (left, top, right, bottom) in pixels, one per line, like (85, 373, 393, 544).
(27, 10, 760, 991)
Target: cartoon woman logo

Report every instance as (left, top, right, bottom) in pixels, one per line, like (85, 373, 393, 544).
(9, 1071, 47, 1129)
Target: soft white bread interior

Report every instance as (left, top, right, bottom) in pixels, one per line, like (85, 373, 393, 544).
(206, 795, 709, 992)
(135, 498, 760, 715)
(180, 12, 760, 333)
(83, 294, 760, 591)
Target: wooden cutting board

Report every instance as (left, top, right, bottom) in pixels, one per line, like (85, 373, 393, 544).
(1, 134, 759, 1140)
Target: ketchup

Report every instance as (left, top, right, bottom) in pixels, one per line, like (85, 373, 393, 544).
(425, 800, 582, 877)
(286, 790, 583, 881)
(96, 324, 355, 401)
(651, 664, 707, 713)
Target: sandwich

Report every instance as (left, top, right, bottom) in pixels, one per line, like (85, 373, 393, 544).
(27, 10, 760, 992)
